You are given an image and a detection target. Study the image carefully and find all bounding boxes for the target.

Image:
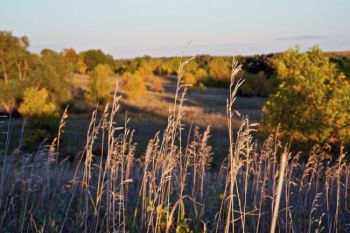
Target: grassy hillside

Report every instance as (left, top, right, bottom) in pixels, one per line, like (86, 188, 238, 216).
(0, 65, 349, 232)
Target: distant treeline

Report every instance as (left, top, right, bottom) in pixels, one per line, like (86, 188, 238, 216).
(1, 30, 350, 149)
(1, 30, 350, 113)
(114, 51, 350, 96)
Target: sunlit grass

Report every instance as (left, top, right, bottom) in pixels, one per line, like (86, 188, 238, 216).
(0, 59, 349, 233)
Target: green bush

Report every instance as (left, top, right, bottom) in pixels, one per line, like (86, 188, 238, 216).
(239, 72, 277, 97)
(80, 49, 114, 71)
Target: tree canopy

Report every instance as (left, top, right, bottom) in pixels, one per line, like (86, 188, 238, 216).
(85, 64, 113, 104)
(80, 49, 114, 71)
(261, 47, 350, 145)
(123, 72, 147, 101)
(0, 31, 74, 113)
(19, 87, 57, 117)
(0, 31, 31, 83)
(28, 49, 73, 105)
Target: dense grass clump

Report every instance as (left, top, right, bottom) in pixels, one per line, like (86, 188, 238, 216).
(0, 59, 349, 233)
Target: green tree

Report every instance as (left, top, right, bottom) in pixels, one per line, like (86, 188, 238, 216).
(0, 31, 33, 112)
(261, 47, 350, 145)
(28, 49, 73, 106)
(85, 64, 113, 104)
(0, 80, 23, 112)
(0, 31, 31, 83)
(61, 48, 88, 74)
(123, 72, 147, 101)
(80, 49, 114, 71)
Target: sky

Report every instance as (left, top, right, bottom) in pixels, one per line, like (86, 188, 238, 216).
(1, 0, 350, 58)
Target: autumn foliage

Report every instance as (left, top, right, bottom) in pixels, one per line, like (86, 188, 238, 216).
(123, 72, 147, 101)
(85, 64, 113, 104)
(261, 47, 350, 145)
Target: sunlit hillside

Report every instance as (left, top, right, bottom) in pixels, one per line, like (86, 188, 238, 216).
(1, 0, 350, 232)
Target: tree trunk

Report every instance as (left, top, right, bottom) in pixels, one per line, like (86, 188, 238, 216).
(15, 59, 28, 81)
(15, 61, 23, 81)
(0, 59, 8, 84)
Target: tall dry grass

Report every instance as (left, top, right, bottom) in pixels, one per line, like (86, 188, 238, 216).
(0, 58, 349, 232)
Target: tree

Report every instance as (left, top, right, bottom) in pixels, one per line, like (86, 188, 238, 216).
(62, 48, 88, 74)
(75, 56, 88, 74)
(195, 68, 209, 84)
(183, 73, 197, 86)
(85, 64, 113, 104)
(147, 76, 164, 92)
(0, 33, 73, 114)
(123, 72, 147, 101)
(80, 49, 114, 71)
(156, 58, 180, 75)
(0, 80, 23, 112)
(0, 31, 33, 112)
(61, 48, 78, 64)
(18, 87, 59, 148)
(0, 31, 31, 83)
(28, 49, 73, 106)
(261, 47, 350, 145)
(19, 87, 57, 117)
(208, 57, 231, 85)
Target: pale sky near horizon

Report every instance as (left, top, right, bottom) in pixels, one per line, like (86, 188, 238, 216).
(1, 0, 350, 58)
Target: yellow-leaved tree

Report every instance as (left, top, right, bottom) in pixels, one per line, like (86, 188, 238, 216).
(85, 64, 113, 104)
(123, 72, 147, 101)
(18, 87, 59, 147)
(19, 87, 57, 117)
(208, 57, 231, 85)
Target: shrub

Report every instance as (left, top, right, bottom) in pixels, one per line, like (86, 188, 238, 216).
(85, 64, 113, 104)
(123, 72, 147, 100)
(182, 73, 197, 86)
(18, 87, 59, 148)
(19, 87, 57, 117)
(208, 57, 231, 85)
(23, 116, 59, 147)
(80, 49, 114, 71)
(195, 68, 209, 84)
(75, 57, 88, 74)
(239, 72, 277, 97)
(147, 76, 164, 92)
(261, 47, 350, 145)
(155, 58, 180, 75)
(29, 49, 73, 106)
(183, 67, 209, 87)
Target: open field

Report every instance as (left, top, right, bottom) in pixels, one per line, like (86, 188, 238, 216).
(1, 74, 265, 165)
(1, 1, 350, 231)
(0, 74, 349, 232)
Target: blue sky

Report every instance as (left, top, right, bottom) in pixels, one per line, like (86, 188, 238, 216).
(1, 0, 349, 58)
